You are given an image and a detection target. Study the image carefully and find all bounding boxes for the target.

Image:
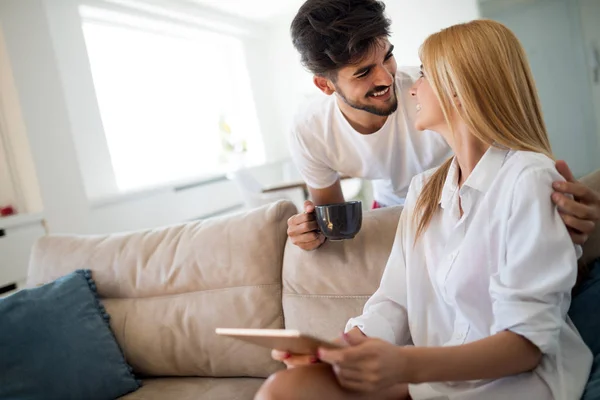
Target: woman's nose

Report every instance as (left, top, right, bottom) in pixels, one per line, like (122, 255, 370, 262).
(409, 84, 417, 97)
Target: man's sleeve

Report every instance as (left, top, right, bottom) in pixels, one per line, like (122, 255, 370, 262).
(288, 129, 339, 189)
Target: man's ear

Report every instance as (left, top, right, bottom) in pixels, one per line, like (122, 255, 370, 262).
(313, 75, 335, 95)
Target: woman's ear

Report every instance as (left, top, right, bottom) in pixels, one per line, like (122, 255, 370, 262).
(313, 76, 335, 95)
(453, 93, 462, 107)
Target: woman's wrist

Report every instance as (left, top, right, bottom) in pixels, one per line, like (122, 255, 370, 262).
(395, 345, 420, 384)
(344, 326, 366, 341)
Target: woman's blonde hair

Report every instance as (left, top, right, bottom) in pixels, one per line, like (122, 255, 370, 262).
(413, 19, 553, 240)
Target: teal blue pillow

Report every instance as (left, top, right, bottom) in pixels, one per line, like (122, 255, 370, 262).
(569, 259, 600, 400)
(0, 270, 141, 400)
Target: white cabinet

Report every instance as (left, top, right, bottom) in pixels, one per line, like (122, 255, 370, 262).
(0, 214, 45, 288)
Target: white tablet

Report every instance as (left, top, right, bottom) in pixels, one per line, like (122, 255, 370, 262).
(215, 328, 343, 355)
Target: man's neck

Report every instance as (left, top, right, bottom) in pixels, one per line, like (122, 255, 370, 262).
(336, 96, 389, 134)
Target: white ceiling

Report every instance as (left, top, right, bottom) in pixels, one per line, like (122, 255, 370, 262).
(187, 0, 305, 22)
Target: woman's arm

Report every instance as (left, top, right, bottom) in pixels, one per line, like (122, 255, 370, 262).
(345, 178, 421, 345)
(404, 331, 541, 383)
(318, 330, 541, 392)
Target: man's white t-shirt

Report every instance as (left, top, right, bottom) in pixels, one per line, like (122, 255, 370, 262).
(289, 67, 453, 206)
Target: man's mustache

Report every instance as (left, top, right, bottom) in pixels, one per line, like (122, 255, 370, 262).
(367, 85, 393, 97)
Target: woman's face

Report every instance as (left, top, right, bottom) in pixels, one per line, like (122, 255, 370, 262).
(409, 66, 447, 132)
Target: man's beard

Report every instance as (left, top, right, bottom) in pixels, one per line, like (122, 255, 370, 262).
(335, 83, 399, 117)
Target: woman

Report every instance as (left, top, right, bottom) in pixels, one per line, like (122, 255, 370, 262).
(255, 19, 593, 400)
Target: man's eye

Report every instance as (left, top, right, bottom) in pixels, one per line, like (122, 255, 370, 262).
(357, 70, 370, 78)
(385, 52, 394, 61)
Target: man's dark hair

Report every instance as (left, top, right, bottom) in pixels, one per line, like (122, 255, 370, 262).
(290, 0, 391, 79)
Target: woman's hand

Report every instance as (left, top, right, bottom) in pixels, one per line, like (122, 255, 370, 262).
(271, 349, 319, 369)
(271, 332, 353, 369)
(317, 334, 408, 393)
(553, 160, 600, 245)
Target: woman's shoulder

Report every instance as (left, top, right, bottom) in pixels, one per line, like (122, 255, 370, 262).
(405, 164, 446, 205)
(503, 150, 561, 183)
(409, 165, 440, 192)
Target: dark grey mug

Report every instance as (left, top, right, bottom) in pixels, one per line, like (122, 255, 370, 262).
(314, 201, 362, 241)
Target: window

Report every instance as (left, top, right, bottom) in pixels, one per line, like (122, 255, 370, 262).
(0, 130, 16, 209)
(80, 6, 264, 191)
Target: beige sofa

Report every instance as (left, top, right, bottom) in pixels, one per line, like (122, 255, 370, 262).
(26, 170, 600, 400)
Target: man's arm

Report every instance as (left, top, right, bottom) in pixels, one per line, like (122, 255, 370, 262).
(287, 180, 345, 251)
(308, 179, 345, 205)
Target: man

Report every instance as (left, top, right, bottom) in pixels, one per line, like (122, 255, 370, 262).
(286, 0, 600, 251)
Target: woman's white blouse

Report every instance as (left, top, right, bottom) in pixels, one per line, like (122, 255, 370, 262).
(347, 147, 592, 399)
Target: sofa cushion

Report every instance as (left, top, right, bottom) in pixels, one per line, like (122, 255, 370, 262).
(27, 200, 297, 378)
(0, 270, 140, 400)
(119, 377, 264, 400)
(282, 205, 402, 341)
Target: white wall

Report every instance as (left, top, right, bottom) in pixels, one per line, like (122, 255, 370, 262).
(0, 0, 91, 234)
(261, 0, 481, 157)
(0, 27, 44, 215)
(44, 0, 119, 200)
(579, 0, 600, 145)
(480, 0, 600, 177)
(244, 38, 292, 162)
(386, 0, 480, 66)
(0, 137, 15, 207)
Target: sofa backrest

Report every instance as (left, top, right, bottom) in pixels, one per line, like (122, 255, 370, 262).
(281, 206, 403, 341)
(27, 200, 297, 379)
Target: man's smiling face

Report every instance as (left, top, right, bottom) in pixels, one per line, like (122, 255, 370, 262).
(331, 39, 398, 117)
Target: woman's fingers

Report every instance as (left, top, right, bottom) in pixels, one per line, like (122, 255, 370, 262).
(271, 349, 289, 361)
(271, 349, 318, 368)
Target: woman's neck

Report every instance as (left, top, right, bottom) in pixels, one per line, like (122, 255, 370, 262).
(447, 126, 490, 187)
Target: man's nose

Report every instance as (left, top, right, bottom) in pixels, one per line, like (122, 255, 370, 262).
(373, 65, 394, 87)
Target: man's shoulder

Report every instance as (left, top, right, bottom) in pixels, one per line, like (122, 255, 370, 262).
(291, 94, 336, 138)
(410, 165, 442, 192)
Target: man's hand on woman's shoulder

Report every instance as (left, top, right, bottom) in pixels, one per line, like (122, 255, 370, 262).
(553, 160, 600, 245)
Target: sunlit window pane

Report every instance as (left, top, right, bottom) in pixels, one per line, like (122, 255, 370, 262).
(81, 13, 263, 191)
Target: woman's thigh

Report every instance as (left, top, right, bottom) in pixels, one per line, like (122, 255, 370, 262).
(254, 364, 410, 400)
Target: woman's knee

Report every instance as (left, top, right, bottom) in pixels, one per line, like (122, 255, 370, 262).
(254, 369, 299, 400)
